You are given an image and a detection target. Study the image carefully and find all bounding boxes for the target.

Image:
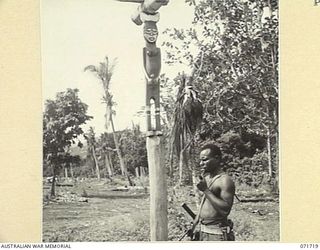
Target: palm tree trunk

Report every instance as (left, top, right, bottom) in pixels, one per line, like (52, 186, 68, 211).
(110, 115, 127, 176)
(190, 146, 200, 207)
(141, 166, 146, 177)
(50, 165, 57, 197)
(168, 144, 174, 178)
(64, 167, 68, 178)
(178, 148, 189, 186)
(109, 153, 115, 174)
(51, 177, 56, 197)
(105, 153, 113, 177)
(273, 130, 279, 193)
(92, 147, 100, 180)
(178, 134, 184, 186)
(178, 149, 184, 186)
(70, 164, 74, 178)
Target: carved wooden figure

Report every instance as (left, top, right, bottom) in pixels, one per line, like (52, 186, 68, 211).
(142, 19, 161, 132)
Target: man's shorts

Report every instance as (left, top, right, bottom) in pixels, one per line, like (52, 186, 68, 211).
(199, 223, 235, 241)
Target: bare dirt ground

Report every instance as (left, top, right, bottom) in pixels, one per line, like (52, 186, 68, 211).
(43, 178, 279, 242)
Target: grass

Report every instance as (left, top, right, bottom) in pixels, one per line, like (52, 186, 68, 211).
(231, 201, 279, 241)
(43, 178, 279, 242)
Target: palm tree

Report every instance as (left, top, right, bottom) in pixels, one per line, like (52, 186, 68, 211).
(84, 56, 128, 177)
(171, 73, 203, 186)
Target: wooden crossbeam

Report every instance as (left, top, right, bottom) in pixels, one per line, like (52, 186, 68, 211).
(115, 0, 144, 3)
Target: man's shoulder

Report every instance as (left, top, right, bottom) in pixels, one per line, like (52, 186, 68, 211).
(219, 173, 233, 180)
(213, 173, 235, 187)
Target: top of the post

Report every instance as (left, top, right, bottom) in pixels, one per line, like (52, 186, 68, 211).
(115, 0, 169, 25)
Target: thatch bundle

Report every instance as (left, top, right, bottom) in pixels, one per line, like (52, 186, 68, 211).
(171, 74, 203, 156)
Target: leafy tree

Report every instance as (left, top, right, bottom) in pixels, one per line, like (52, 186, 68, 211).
(43, 88, 92, 196)
(84, 57, 128, 178)
(119, 124, 148, 177)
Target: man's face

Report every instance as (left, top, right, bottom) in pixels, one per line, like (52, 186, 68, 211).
(199, 149, 220, 175)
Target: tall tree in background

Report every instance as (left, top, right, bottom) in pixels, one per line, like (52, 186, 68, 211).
(84, 56, 128, 177)
(43, 88, 92, 196)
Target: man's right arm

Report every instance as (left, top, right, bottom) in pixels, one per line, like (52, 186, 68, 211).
(203, 176, 235, 217)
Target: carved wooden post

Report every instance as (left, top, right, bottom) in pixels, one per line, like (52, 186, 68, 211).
(115, 0, 169, 241)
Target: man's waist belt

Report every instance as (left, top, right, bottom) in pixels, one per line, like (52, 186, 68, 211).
(200, 223, 233, 235)
(200, 224, 224, 235)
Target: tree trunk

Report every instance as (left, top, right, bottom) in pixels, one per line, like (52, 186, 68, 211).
(190, 146, 200, 207)
(168, 145, 174, 178)
(127, 174, 134, 186)
(191, 168, 200, 207)
(50, 177, 56, 197)
(273, 110, 279, 193)
(110, 116, 127, 176)
(50, 165, 57, 197)
(141, 167, 146, 177)
(70, 164, 74, 178)
(178, 149, 184, 186)
(135, 167, 140, 177)
(105, 153, 113, 177)
(92, 147, 100, 180)
(178, 148, 189, 186)
(178, 135, 184, 186)
(64, 167, 68, 178)
(267, 127, 272, 178)
(109, 153, 115, 174)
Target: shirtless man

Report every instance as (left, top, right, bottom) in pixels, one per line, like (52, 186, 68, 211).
(194, 143, 235, 241)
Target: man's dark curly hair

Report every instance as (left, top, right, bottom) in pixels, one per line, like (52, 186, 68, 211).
(201, 143, 222, 159)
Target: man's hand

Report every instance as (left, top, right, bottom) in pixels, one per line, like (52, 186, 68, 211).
(196, 176, 208, 192)
(186, 228, 194, 237)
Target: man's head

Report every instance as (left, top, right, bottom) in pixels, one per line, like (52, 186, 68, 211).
(199, 143, 222, 175)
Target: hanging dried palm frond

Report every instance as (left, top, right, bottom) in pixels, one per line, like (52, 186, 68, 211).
(171, 73, 203, 157)
(180, 85, 203, 134)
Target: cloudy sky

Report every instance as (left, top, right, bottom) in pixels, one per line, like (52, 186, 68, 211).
(41, 0, 194, 135)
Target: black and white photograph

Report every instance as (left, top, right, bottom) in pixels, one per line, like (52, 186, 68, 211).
(42, 0, 279, 242)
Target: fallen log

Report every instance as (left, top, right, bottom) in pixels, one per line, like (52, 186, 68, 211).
(56, 183, 74, 187)
(109, 187, 129, 192)
(82, 192, 146, 199)
(237, 197, 278, 203)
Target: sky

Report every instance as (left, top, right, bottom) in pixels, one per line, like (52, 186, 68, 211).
(41, 0, 195, 136)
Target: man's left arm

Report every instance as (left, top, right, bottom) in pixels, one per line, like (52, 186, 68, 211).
(200, 177, 235, 217)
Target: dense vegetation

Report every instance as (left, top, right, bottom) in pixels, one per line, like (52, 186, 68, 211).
(161, 0, 278, 188)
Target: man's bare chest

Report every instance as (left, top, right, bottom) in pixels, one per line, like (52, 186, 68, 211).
(205, 176, 222, 197)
